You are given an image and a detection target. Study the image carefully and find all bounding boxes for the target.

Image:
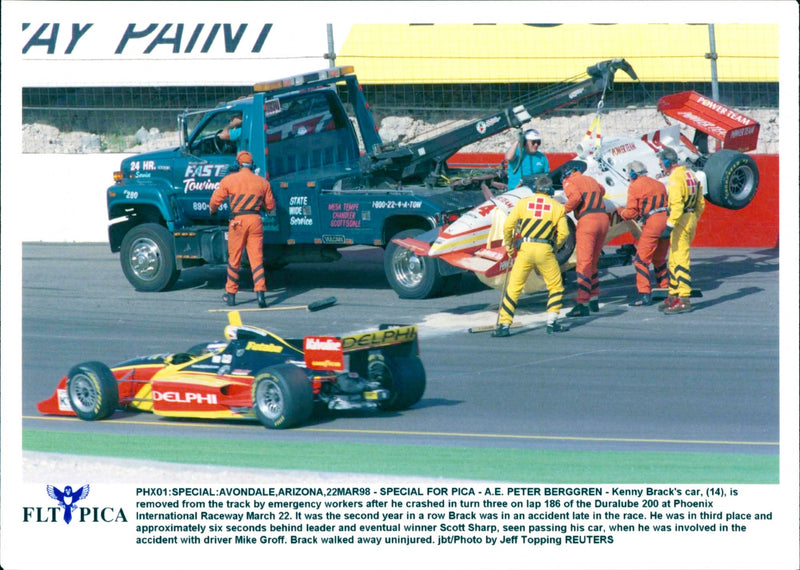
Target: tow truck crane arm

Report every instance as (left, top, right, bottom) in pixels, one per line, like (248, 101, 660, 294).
(363, 58, 638, 185)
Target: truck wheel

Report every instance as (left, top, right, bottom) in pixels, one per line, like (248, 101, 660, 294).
(368, 354, 426, 411)
(120, 223, 180, 292)
(555, 218, 576, 266)
(251, 364, 313, 429)
(66, 362, 119, 421)
(702, 150, 759, 210)
(384, 228, 443, 299)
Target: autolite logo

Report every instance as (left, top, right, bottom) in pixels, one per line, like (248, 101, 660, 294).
(22, 484, 127, 524)
(152, 390, 218, 404)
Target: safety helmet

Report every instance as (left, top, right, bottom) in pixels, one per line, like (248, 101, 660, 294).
(533, 175, 554, 195)
(524, 129, 542, 143)
(236, 150, 254, 168)
(659, 147, 678, 168)
(562, 163, 581, 179)
(627, 160, 647, 180)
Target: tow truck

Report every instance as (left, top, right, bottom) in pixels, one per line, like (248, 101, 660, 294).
(108, 59, 638, 298)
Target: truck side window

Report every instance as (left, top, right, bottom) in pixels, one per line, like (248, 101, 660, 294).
(190, 111, 242, 155)
(265, 91, 357, 177)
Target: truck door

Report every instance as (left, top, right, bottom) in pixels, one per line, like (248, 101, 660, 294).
(175, 110, 243, 223)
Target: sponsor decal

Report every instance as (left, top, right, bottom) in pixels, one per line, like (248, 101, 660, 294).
(56, 388, 71, 412)
(610, 143, 637, 156)
(476, 115, 501, 135)
(341, 326, 417, 351)
(304, 336, 344, 370)
(244, 341, 284, 353)
(322, 235, 346, 244)
(152, 390, 219, 405)
(23, 484, 127, 525)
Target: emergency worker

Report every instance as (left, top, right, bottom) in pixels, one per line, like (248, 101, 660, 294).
(658, 146, 705, 314)
(210, 150, 276, 307)
(562, 165, 609, 316)
(616, 161, 670, 306)
(493, 176, 569, 337)
(505, 128, 549, 190)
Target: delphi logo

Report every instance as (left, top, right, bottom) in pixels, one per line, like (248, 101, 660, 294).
(22, 483, 128, 524)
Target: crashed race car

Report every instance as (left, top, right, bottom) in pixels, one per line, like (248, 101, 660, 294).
(392, 90, 761, 296)
(37, 312, 425, 429)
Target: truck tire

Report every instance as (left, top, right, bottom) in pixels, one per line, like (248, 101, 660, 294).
(251, 364, 313, 429)
(702, 150, 759, 210)
(368, 354, 426, 411)
(120, 223, 180, 292)
(66, 362, 119, 421)
(384, 228, 444, 299)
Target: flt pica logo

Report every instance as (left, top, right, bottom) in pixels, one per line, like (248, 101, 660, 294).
(48, 484, 90, 523)
(22, 483, 128, 524)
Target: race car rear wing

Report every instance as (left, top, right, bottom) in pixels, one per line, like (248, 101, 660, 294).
(657, 91, 760, 153)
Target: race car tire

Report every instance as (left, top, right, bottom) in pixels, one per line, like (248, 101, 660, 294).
(702, 150, 759, 210)
(368, 354, 426, 411)
(384, 228, 444, 299)
(120, 223, 181, 292)
(252, 364, 313, 429)
(66, 361, 119, 421)
(555, 217, 576, 266)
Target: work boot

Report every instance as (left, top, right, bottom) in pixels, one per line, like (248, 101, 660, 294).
(628, 293, 651, 307)
(589, 299, 600, 312)
(566, 303, 589, 318)
(491, 324, 511, 338)
(657, 295, 678, 312)
(222, 292, 235, 306)
(257, 291, 268, 308)
(664, 298, 692, 314)
(546, 321, 570, 334)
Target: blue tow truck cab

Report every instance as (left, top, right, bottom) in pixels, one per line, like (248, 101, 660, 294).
(107, 61, 637, 298)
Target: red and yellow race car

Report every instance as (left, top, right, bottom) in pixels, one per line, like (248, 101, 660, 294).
(37, 311, 425, 429)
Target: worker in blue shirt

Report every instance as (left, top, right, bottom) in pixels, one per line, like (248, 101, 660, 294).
(505, 128, 549, 190)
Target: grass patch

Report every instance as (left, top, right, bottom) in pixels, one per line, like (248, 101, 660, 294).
(23, 429, 778, 484)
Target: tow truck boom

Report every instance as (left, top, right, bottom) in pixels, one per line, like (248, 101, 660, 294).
(362, 58, 638, 184)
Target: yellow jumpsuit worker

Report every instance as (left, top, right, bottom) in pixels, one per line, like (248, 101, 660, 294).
(493, 176, 569, 337)
(659, 146, 705, 314)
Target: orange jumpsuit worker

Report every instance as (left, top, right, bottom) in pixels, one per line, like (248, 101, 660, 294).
(493, 176, 569, 337)
(616, 161, 670, 306)
(210, 150, 276, 307)
(562, 166, 610, 317)
(658, 146, 705, 314)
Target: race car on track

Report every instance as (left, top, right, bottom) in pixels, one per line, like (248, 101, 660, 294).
(391, 90, 761, 296)
(37, 311, 425, 429)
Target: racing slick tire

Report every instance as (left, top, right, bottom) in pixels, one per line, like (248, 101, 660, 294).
(702, 150, 759, 210)
(384, 228, 444, 299)
(252, 364, 313, 429)
(368, 354, 426, 411)
(555, 217, 576, 267)
(66, 361, 119, 421)
(120, 223, 181, 292)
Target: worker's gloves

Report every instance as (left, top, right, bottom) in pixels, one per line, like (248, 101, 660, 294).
(659, 225, 673, 239)
(506, 246, 516, 259)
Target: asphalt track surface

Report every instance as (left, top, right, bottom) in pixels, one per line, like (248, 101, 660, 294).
(21, 243, 779, 456)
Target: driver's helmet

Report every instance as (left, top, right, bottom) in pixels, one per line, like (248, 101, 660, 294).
(627, 160, 647, 180)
